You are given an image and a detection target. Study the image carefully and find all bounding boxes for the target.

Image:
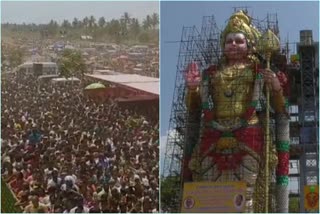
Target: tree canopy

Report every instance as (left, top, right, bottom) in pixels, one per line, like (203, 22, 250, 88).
(57, 49, 86, 78)
(2, 12, 159, 44)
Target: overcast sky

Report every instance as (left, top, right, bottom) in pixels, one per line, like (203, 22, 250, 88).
(1, 1, 159, 24)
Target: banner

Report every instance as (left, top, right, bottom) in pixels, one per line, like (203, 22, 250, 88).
(181, 181, 246, 213)
(1, 178, 23, 213)
(304, 185, 319, 211)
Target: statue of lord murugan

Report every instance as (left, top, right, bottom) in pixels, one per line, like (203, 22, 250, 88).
(183, 10, 290, 212)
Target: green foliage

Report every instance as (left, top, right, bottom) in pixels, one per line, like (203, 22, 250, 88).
(7, 47, 24, 69)
(2, 12, 159, 45)
(89, 15, 96, 28)
(161, 176, 180, 212)
(1, 42, 5, 67)
(57, 49, 86, 78)
(1, 179, 22, 213)
(98, 17, 106, 28)
(47, 19, 59, 37)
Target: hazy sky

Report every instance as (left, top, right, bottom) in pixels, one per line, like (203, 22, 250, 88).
(1, 1, 159, 24)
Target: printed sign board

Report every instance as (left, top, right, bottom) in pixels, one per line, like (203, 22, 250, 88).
(181, 181, 247, 213)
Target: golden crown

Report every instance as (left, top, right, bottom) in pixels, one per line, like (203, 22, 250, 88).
(221, 10, 261, 51)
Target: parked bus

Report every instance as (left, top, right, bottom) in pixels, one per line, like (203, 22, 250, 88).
(16, 62, 59, 78)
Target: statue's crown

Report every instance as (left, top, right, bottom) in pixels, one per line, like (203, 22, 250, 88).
(221, 10, 261, 51)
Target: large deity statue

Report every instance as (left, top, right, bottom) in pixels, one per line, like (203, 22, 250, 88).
(183, 10, 289, 212)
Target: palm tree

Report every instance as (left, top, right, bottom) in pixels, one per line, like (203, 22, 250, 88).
(129, 18, 140, 36)
(72, 18, 79, 28)
(98, 17, 106, 28)
(143, 15, 152, 30)
(83, 17, 89, 28)
(77, 20, 83, 28)
(122, 12, 131, 27)
(62, 19, 71, 29)
(151, 13, 159, 29)
(89, 15, 96, 28)
(47, 19, 59, 36)
(107, 19, 121, 42)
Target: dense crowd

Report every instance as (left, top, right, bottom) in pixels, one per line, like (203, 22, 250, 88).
(1, 74, 159, 213)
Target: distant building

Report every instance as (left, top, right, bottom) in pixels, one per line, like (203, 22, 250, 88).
(80, 35, 93, 40)
(15, 61, 59, 77)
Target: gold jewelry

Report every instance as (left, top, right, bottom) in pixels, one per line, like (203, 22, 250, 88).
(219, 64, 248, 96)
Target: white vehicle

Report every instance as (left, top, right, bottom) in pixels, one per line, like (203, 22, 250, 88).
(50, 77, 81, 86)
(129, 45, 149, 53)
(16, 61, 59, 77)
(37, 74, 60, 82)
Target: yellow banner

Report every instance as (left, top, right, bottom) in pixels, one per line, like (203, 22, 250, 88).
(181, 181, 247, 213)
(304, 185, 319, 211)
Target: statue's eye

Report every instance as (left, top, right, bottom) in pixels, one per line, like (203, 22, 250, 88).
(235, 39, 245, 44)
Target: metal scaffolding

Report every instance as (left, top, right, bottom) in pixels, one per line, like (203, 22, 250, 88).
(161, 15, 221, 212)
(288, 34, 319, 213)
(297, 38, 319, 213)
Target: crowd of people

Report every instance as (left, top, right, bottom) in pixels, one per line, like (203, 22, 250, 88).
(1, 73, 159, 213)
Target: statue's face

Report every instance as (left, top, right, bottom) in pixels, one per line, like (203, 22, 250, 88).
(224, 33, 248, 61)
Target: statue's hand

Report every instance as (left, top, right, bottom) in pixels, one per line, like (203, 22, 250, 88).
(260, 68, 282, 92)
(184, 62, 201, 90)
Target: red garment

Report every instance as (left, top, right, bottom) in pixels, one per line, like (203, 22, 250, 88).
(200, 126, 263, 171)
(9, 179, 24, 194)
(276, 152, 289, 176)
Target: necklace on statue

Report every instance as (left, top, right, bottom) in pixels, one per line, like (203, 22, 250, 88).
(220, 63, 247, 98)
(224, 89, 234, 97)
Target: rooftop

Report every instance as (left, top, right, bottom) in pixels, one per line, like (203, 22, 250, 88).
(85, 73, 159, 96)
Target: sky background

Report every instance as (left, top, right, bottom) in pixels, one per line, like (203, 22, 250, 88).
(160, 1, 319, 175)
(1, 1, 159, 24)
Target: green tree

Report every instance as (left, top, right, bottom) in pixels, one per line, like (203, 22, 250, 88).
(138, 31, 151, 43)
(47, 19, 59, 36)
(8, 48, 24, 69)
(83, 16, 89, 28)
(143, 15, 152, 30)
(57, 49, 86, 79)
(129, 18, 140, 37)
(121, 12, 131, 30)
(151, 13, 159, 29)
(62, 19, 71, 29)
(1, 41, 5, 69)
(161, 176, 180, 212)
(61, 20, 71, 37)
(98, 17, 106, 28)
(89, 15, 96, 28)
(107, 19, 121, 40)
(72, 18, 79, 28)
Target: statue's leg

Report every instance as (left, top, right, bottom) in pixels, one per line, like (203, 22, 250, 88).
(240, 154, 259, 213)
